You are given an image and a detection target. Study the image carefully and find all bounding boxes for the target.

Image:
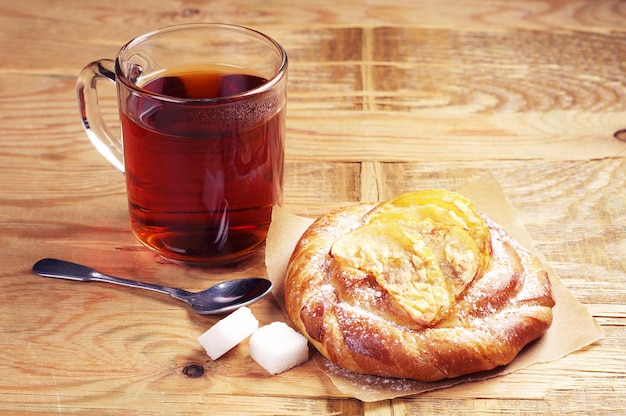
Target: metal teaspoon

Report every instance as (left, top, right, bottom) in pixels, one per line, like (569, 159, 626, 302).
(32, 258, 273, 314)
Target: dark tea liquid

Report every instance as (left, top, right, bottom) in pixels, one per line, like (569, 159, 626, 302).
(120, 65, 284, 265)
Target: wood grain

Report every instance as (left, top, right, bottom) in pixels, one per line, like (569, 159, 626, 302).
(284, 26, 626, 162)
(0, 0, 625, 415)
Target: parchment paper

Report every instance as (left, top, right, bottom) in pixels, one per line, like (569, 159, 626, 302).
(265, 172, 603, 402)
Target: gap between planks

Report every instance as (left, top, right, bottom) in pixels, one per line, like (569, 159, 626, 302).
(359, 161, 384, 202)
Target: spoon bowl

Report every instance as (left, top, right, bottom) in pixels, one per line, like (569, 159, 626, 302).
(32, 258, 273, 314)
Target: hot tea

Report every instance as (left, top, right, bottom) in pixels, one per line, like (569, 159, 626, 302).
(120, 65, 285, 265)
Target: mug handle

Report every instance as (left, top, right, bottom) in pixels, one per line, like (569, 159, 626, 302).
(76, 59, 125, 173)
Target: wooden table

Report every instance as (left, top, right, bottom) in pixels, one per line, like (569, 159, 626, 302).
(1, 0, 624, 414)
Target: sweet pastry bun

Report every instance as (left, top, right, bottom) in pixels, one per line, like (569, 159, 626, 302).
(284, 190, 554, 382)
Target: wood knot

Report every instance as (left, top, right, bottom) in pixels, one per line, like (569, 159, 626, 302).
(613, 129, 626, 142)
(182, 364, 205, 378)
(181, 8, 201, 17)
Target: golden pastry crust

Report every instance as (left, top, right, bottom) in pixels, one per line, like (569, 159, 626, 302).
(284, 191, 555, 382)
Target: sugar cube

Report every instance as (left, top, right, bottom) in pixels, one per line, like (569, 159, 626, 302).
(249, 322, 309, 375)
(197, 307, 259, 360)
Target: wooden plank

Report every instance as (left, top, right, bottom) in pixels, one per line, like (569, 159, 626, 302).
(284, 26, 626, 161)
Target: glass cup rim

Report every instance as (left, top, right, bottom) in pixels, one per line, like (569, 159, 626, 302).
(114, 22, 288, 104)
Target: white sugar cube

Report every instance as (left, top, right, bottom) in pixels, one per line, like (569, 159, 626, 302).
(249, 322, 309, 375)
(197, 307, 259, 360)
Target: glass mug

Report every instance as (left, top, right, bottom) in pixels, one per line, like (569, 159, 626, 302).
(76, 23, 287, 266)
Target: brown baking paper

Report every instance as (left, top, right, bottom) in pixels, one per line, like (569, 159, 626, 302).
(265, 172, 602, 402)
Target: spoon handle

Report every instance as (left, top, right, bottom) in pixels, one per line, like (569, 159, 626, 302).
(32, 258, 177, 297)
